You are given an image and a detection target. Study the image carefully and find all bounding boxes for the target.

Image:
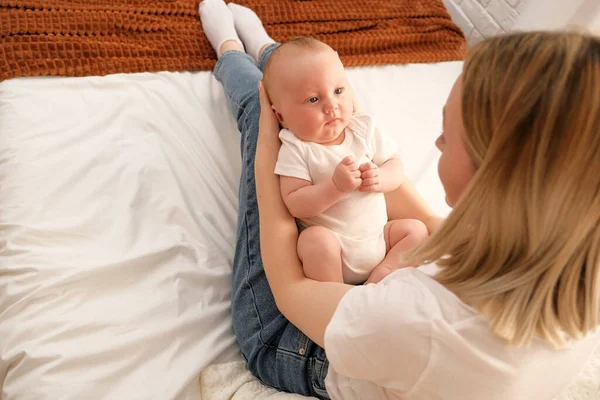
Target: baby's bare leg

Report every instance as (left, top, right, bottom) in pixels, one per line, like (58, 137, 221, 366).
(385, 219, 429, 258)
(366, 219, 429, 284)
(297, 226, 344, 283)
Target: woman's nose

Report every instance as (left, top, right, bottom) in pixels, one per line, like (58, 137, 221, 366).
(435, 135, 443, 150)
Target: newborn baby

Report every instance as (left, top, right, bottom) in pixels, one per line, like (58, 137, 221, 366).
(264, 38, 429, 284)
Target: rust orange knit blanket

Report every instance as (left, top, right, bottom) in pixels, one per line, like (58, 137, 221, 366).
(0, 0, 466, 82)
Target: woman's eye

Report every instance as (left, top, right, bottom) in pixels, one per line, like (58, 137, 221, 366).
(308, 97, 319, 103)
(334, 88, 344, 95)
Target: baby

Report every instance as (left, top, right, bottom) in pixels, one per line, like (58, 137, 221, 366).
(263, 38, 429, 284)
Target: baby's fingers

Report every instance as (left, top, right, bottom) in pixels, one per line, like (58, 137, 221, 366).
(360, 177, 379, 187)
(340, 157, 360, 172)
(340, 155, 356, 166)
(360, 169, 379, 179)
(359, 162, 377, 172)
(358, 184, 378, 193)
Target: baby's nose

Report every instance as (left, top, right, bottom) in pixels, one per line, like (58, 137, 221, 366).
(324, 102, 338, 114)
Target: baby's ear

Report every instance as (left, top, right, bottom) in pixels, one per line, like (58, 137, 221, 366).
(272, 105, 285, 126)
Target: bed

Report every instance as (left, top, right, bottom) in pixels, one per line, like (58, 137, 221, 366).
(0, 1, 599, 399)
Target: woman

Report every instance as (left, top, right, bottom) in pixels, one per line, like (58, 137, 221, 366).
(256, 31, 600, 398)
(200, 1, 600, 397)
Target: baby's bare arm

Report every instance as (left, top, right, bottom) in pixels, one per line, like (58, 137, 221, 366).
(376, 157, 444, 234)
(280, 176, 344, 219)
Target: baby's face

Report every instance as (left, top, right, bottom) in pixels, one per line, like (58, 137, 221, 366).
(271, 49, 353, 145)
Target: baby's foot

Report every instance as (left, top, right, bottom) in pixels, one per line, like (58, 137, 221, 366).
(199, 0, 244, 57)
(228, 3, 275, 63)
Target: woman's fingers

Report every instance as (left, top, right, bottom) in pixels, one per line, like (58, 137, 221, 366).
(258, 81, 281, 138)
(258, 81, 270, 107)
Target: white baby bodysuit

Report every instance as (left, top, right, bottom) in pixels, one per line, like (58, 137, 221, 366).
(275, 113, 397, 284)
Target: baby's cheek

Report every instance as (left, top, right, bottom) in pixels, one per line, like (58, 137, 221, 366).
(345, 103, 353, 115)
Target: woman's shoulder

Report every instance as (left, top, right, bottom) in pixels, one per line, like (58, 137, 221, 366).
(324, 267, 464, 392)
(379, 267, 461, 305)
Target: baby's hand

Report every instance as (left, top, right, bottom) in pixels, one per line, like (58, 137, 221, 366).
(358, 162, 382, 192)
(332, 156, 362, 193)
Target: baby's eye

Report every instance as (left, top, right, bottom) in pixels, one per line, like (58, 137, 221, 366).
(334, 88, 344, 95)
(307, 97, 319, 103)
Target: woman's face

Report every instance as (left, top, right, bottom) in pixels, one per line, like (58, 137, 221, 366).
(435, 76, 476, 207)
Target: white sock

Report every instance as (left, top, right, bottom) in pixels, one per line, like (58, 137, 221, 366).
(228, 3, 276, 62)
(199, 0, 244, 57)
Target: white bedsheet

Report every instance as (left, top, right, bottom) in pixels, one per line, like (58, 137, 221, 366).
(1, 62, 597, 399)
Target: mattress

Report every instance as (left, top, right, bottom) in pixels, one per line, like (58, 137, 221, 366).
(1, 61, 598, 399)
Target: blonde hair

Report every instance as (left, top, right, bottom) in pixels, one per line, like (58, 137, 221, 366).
(262, 37, 333, 104)
(414, 31, 600, 348)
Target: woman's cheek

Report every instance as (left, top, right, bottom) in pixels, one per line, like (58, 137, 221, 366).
(438, 154, 455, 207)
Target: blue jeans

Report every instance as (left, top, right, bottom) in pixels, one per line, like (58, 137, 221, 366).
(214, 44, 330, 399)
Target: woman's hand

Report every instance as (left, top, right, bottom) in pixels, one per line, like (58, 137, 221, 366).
(257, 82, 280, 135)
(255, 81, 282, 168)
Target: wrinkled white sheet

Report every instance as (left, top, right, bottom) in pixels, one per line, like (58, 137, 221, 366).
(0, 70, 244, 399)
(2, 62, 596, 400)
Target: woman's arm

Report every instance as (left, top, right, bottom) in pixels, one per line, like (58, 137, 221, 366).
(255, 82, 353, 347)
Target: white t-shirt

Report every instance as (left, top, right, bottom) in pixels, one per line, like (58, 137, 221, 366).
(274, 113, 396, 240)
(324, 267, 600, 400)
